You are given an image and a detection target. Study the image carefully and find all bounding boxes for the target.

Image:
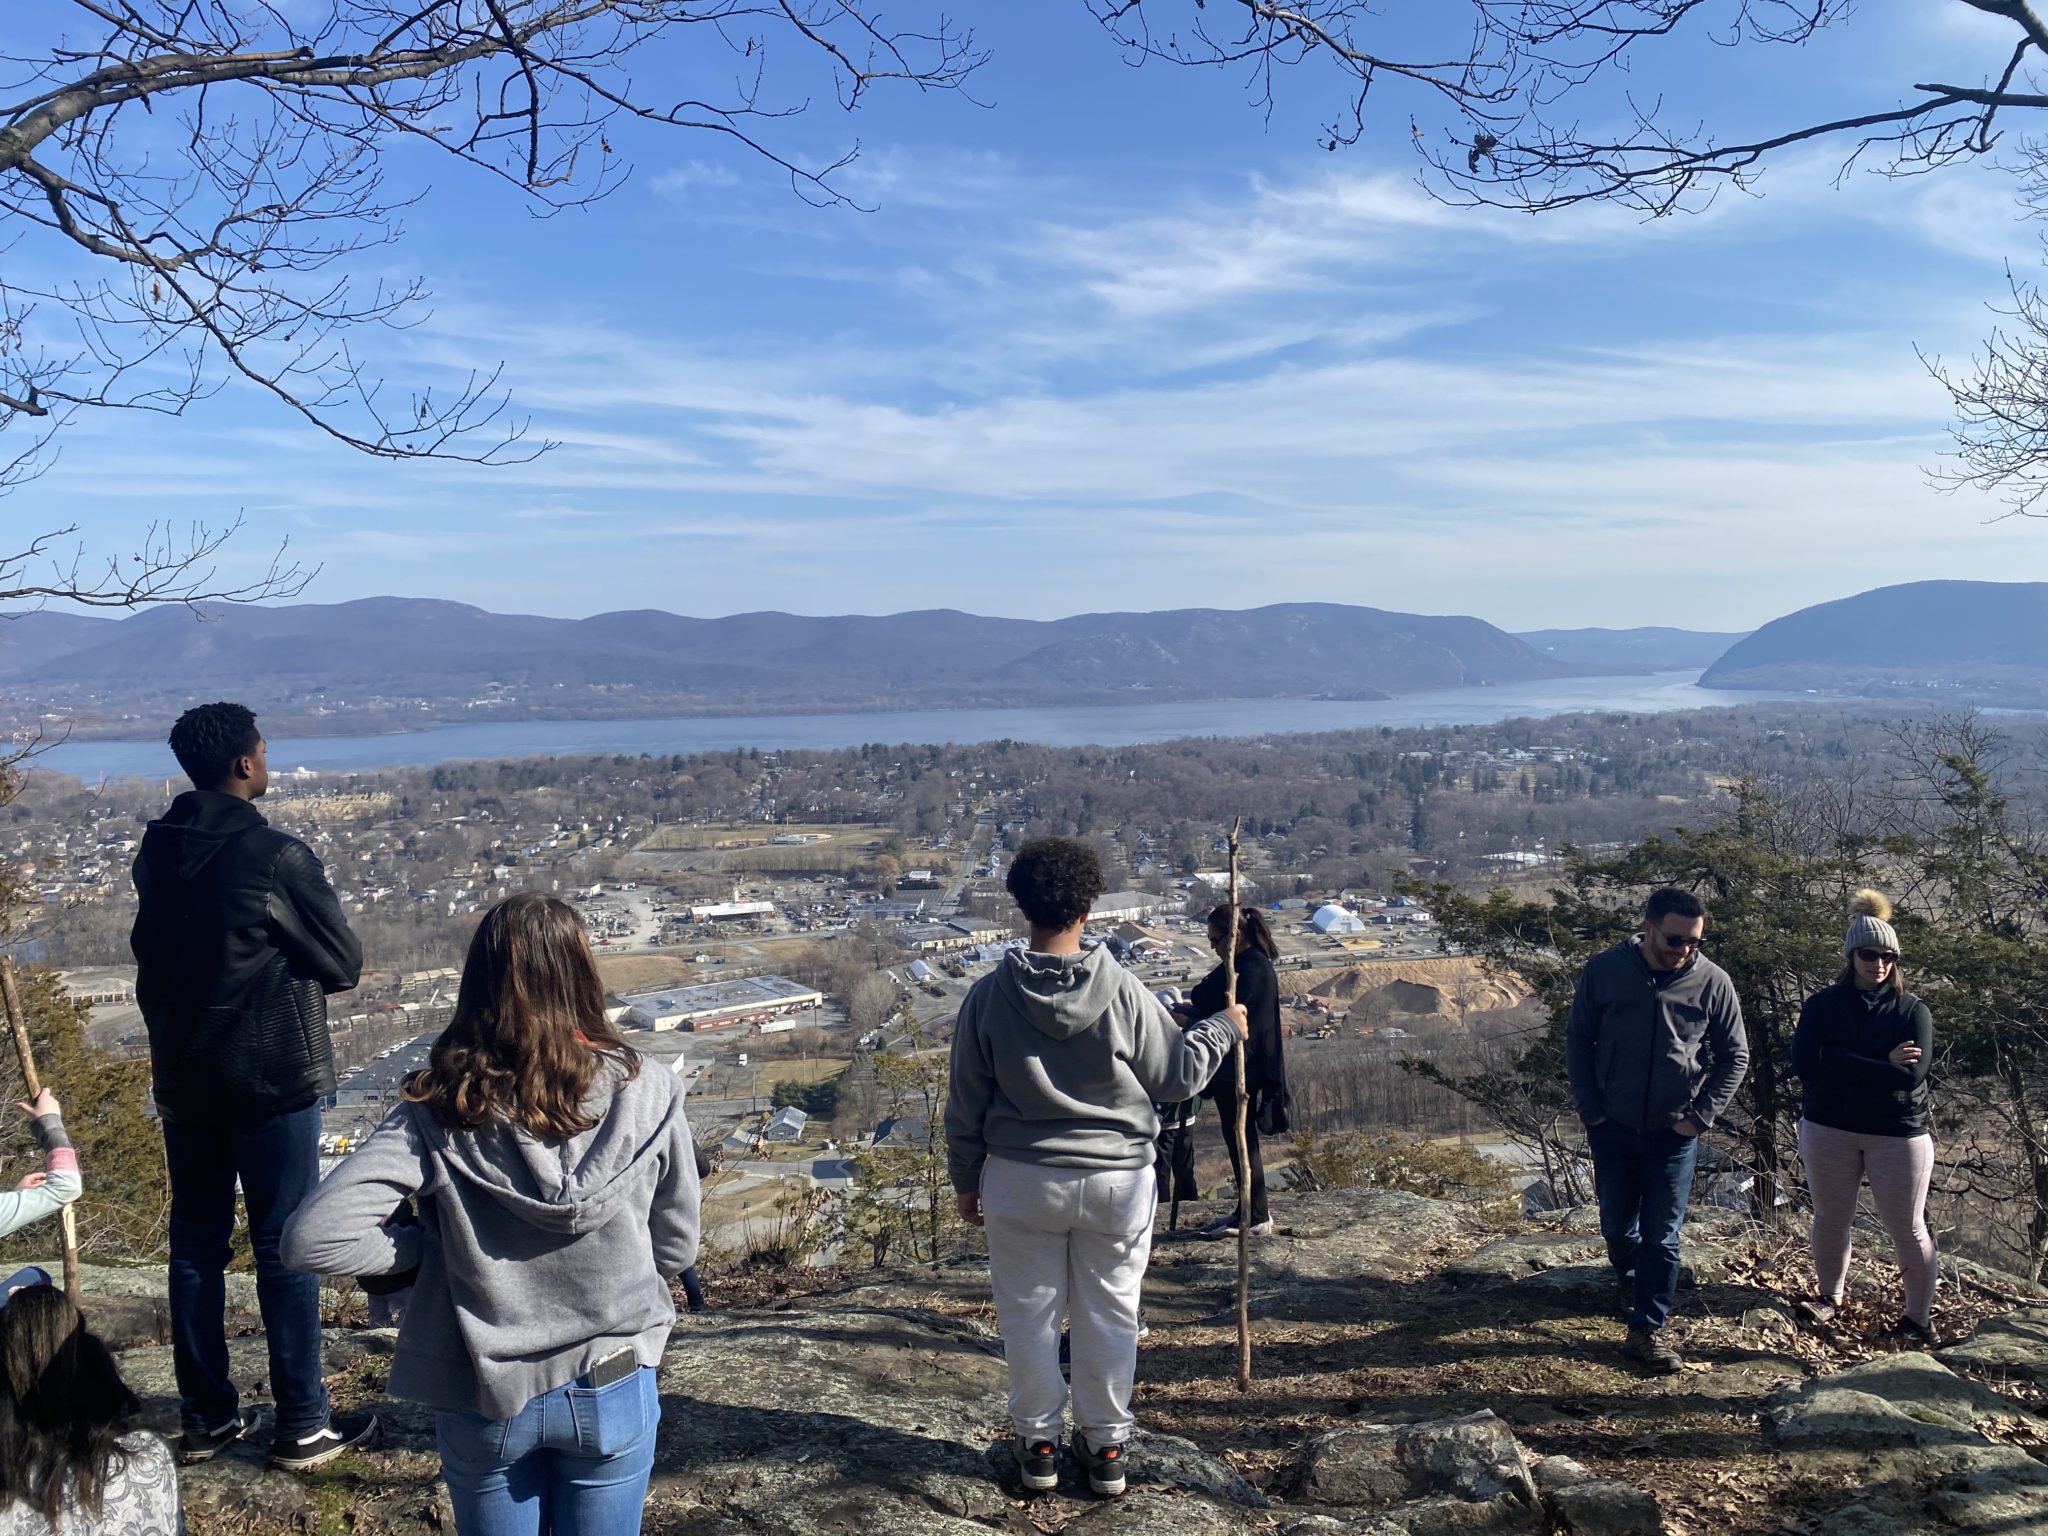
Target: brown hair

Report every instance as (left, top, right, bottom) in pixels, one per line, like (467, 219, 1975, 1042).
(1837, 959, 1909, 997)
(405, 892, 637, 1139)
(1207, 903, 1279, 960)
(0, 1287, 141, 1524)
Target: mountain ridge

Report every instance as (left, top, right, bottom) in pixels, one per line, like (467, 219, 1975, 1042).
(1699, 580, 2048, 705)
(0, 597, 1596, 735)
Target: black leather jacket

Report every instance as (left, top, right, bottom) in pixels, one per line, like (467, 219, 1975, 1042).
(131, 791, 363, 1122)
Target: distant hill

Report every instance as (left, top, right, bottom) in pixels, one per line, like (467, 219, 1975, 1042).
(0, 598, 1597, 736)
(1515, 627, 1747, 672)
(1699, 581, 2048, 705)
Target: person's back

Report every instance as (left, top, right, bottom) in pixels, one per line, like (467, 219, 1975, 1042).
(946, 837, 1243, 1500)
(0, 1286, 184, 1536)
(284, 892, 700, 1536)
(127, 702, 372, 1472)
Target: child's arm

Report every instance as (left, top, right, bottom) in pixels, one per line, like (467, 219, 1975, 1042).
(0, 1091, 81, 1240)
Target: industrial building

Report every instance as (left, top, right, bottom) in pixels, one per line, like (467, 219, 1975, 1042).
(618, 975, 824, 1032)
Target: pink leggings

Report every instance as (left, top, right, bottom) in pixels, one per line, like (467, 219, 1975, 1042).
(1799, 1118, 1937, 1326)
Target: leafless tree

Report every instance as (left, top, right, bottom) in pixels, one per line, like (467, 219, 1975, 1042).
(1090, 2, 2039, 211)
(1, 1, 984, 493)
(1091, 1, 2048, 510)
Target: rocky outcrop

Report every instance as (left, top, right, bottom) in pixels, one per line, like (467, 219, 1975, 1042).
(1767, 1352, 2048, 1534)
(72, 1188, 2048, 1536)
(1938, 1310, 2048, 1383)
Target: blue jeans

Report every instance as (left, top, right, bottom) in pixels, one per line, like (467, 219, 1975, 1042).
(1587, 1119, 1702, 1331)
(436, 1366, 661, 1536)
(0, 1266, 51, 1303)
(164, 1103, 330, 1438)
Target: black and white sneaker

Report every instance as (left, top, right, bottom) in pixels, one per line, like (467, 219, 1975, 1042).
(1014, 1436, 1059, 1493)
(1072, 1432, 1128, 1498)
(176, 1407, 258, 1465)
(270, 1411, 379, 1471)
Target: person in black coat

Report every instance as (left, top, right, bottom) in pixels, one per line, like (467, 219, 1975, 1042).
(1790, 890, 1938, 1343)
(129, 702, 371, 1468)
(1180, 905, 1289, 1237)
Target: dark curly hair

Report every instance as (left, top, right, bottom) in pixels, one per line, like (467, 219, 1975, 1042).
(1005, 837, 1105, 933)
(168, 701, 260, 789)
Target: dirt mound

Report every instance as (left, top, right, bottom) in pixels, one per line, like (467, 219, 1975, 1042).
(1301, 956, 1530, 1013)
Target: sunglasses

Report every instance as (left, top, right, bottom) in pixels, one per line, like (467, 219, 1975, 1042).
(1854, 948, 1898, 965)
(1652, 931, 1703, 951)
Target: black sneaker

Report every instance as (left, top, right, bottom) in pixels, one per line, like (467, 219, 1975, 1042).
(177, 1407, 258, 1465)
(270, 1411, 379, 1472)
(1014, 1436, 1059, 1493)
(1072, 1432, 1128, 1497)
(1888, 1316, 1935, 1348)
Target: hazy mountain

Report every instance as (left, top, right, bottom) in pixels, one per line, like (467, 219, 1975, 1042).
(0, 598, 1593, 734)
(1699, 581, 2048, 705)
(0, 610, 121, 673)
(1515, 627, 1748, 672)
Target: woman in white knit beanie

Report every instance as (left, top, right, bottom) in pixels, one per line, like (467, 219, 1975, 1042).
(1789, 891, 1939, 1343)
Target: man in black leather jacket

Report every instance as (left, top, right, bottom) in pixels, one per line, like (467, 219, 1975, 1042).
(131, 702, 376, 1471)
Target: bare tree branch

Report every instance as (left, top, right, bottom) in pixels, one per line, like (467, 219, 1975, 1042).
(0, 1, 987, 478)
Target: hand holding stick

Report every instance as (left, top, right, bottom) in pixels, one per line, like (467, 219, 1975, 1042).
(1224, 817, 1251, 1391)
(1, 959, 81, 1304)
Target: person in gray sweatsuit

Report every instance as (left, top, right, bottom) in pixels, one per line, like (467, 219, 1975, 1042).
(947, 837, 1245, 1499)
(284, 893, 698, 1536)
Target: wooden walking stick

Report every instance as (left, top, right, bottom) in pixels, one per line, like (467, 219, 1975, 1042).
(1, 958, 82, 1304)
(1224, 818, 1252, 1391)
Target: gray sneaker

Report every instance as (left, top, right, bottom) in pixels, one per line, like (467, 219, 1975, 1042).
(1071, 1432, 1128, 1497)
(1013, 1435, 1059, 1493)
(1622, 1326, 1684, 1374)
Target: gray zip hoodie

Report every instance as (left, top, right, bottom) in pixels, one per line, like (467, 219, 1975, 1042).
(282, 1055, 698, 1420)
(945, 945, 1239, 1194)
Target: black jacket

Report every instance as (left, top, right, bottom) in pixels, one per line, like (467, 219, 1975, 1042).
(1190, 948, 1288, 1098)
(131, 791, 363, 1122)
(1792, 982, 1933, 1138)
(1565, 938, 1750, 1132)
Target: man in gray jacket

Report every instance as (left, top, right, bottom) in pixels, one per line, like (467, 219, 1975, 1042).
(1565, 887, 1748, 1374)
(947, 837, 1245, 1499)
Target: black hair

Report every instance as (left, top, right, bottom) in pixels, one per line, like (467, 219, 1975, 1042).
(1005, 837, 1105, 933)
(168, 701, 261, 789)
(1207, 903, 1279, 959)
(0, 1286, 143, 1525)
(1645, 888, 1706, 925)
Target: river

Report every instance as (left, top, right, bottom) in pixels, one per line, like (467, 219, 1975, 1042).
(33, 672, 1810, 782)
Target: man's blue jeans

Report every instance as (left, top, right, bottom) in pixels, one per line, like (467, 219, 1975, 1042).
(1587, 1119, 1702, 1331)
(164, 1103, 330, 1439)
(436, 1366, 661, 1536)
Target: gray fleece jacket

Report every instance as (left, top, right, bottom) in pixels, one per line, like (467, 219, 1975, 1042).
(945, 945, 1239, 1194)
(282, 1055, 698, 1420)
(1565, 937, 1750, 1133)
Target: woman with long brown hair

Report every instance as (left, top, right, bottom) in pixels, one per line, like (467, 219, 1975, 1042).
(0, 1285, 182, 1535)
(285, 892, 700, 1536)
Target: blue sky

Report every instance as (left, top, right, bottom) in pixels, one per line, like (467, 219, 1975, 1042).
(16, 0, 2048, 631)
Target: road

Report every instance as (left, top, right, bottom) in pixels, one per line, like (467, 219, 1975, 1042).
(934, 816, 994, 918)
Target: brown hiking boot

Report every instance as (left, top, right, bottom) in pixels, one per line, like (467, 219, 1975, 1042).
(1623, 1326, 1683, 1374)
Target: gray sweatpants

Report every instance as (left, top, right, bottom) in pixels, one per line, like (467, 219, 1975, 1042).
(981, 1158, 1153, 1445)
(1799, 1118, 1937, 1326)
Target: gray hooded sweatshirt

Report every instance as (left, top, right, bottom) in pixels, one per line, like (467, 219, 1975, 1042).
(945, 945, 1239, 1194)
(282, 1055, 698, 1420)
